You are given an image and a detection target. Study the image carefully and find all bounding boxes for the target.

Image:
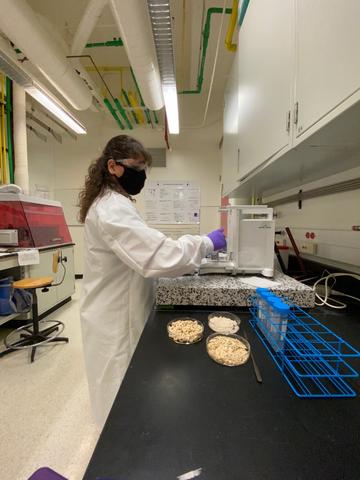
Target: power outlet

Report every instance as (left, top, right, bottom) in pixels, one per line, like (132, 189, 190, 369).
(299, 242, 317, 255)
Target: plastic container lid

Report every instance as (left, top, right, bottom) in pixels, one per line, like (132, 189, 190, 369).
(271, 299, 290, 312)
(257, 288, 274, 300)
(256, 288, 269, 294)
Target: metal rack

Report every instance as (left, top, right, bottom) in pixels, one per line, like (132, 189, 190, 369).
(250, 297, 360, 398)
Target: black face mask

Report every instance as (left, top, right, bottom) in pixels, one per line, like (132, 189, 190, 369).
(116, 165, 146, 195)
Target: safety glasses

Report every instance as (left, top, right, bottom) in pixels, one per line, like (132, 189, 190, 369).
(115, 159, 151, 173)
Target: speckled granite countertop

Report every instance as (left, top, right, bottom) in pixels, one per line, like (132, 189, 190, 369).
(156, 271, 315, 307)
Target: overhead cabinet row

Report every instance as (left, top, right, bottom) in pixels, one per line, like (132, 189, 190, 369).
(222, 0, 360, 197)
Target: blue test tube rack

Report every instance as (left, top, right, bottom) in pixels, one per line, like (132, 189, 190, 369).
(250, 289, 360, 398)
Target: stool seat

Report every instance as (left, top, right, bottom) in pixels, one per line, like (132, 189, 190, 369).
(13, 277, 53, 289)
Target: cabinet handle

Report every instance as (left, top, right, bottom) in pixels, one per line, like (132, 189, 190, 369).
(286, 110, 291, 133)
(237, 148, 240, 173)
(294, 102, 299, 125)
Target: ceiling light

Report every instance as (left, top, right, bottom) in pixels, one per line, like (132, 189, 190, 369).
(147, 0, 179, 135)
(162, 84, 179, 134)
(26, 84, 87, 135)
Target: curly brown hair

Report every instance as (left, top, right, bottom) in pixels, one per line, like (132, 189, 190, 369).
(78, 135, 152, 223)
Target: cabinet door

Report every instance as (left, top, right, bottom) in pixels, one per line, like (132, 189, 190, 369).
(295, 0, 360, 138)
(29, 251, 58, 315)
(237, 0, 294, 180)
(222, 48, 240, 196)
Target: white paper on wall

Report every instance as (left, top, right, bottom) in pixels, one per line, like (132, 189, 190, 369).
(144, 181, 200, 224)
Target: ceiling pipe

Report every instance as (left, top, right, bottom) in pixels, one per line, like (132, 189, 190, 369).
(109, 0, 164, 111)
(70, 0, 109, 111)
(0, 0, 92, 111)
(71, 0, 108, 56)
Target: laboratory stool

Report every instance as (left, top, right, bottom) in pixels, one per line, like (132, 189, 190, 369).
(28, 467, 67, 480)
(0, 275, 69, 362)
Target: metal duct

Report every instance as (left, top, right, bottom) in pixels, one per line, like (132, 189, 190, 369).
(0, 0, 92, 110)
(109, 0, 164, 111)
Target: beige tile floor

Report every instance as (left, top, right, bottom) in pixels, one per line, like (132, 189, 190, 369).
(0, 280, 101, 480)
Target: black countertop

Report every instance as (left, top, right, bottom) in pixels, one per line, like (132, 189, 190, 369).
(84, 306, 360, 480)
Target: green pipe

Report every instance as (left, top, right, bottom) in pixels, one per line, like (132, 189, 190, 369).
(238, 0, 250, 26)
(122, 89, 139, 124)
(179, 7, 232, 94)
(103, 98, 125, 130)
(130, 68, 152, 124)
(85, 38, 123, 48)
(114, 98, 133, 130)
(152, 110, 159, 125)
(5, 77, 14, 183)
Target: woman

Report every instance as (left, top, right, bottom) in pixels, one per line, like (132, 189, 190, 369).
(79, 135, 226, 426)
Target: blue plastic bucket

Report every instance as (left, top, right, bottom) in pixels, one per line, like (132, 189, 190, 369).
(0, 277, 12, 300)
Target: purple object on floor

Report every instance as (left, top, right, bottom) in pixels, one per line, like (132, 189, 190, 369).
(27, 467, 67, 480)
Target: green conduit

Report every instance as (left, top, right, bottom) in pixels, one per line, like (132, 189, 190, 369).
(238, 0, 250, 26)
(152, 110, 159, 124)
(179, 7, 232, 94)
(114, 98, 133, 129)
(122, 89, 139, 124)
(5, 77, 14, 183)
(130, 68, 152, 124)
(85, 38, 123, 48)
(103, 98, 125, 130)
(83, 37, 158, 126)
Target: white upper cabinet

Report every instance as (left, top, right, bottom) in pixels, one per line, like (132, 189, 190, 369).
(237, 0, 294, 180)
(222, 0, 360, 197)
(295, 0, 360, 140)
(222, 47, 240, 196)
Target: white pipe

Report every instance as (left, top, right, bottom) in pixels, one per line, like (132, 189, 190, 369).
(109, 0, 164, 111)
(13, 84, 29, 194)
(0, 0, 92, 111)
(71, 0, 108, 55)
(70, 0, 109, 112)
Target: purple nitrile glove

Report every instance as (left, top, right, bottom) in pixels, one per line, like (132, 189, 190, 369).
(207, 228, 227, 251)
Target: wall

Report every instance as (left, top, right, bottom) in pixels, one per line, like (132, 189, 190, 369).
(27, 110, 222, 274)
(264, 165, 360, 272)
(27, 131, 56, 198)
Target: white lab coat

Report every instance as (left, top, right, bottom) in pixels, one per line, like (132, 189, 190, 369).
(80, 189, 212, 425)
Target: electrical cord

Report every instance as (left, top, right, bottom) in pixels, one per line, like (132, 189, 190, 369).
(312, 272, 360, 309)
(51, 258, 67, 287)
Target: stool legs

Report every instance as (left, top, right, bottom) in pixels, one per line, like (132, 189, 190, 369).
(31, 347, 36, 363)
(1, 288, 69, 362)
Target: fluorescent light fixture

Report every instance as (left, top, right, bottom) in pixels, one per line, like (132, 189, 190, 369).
(25, 84, 87, 135)
(162, 84, 179, 134)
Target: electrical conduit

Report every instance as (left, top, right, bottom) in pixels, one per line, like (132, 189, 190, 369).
(179, 7, 232, 94)
(103, 98, 125, 130)
(5, 77, 14, 183)
(238, 0, 250, 26)
(0, 74, 6, 183)
(130, 68, 152, 125)
(122, 90, 139, 125)
(225, 0, 239, 51)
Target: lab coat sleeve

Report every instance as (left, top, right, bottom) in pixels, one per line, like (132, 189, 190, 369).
(96, 196, 213, 278)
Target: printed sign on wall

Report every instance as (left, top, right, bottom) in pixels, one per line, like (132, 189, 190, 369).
(144, 181, 200, 224)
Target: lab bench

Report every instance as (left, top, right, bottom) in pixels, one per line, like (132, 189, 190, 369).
(0, 243, 75, 325)
(156, 271, 315, 308)
(84, 305, 360, 480)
